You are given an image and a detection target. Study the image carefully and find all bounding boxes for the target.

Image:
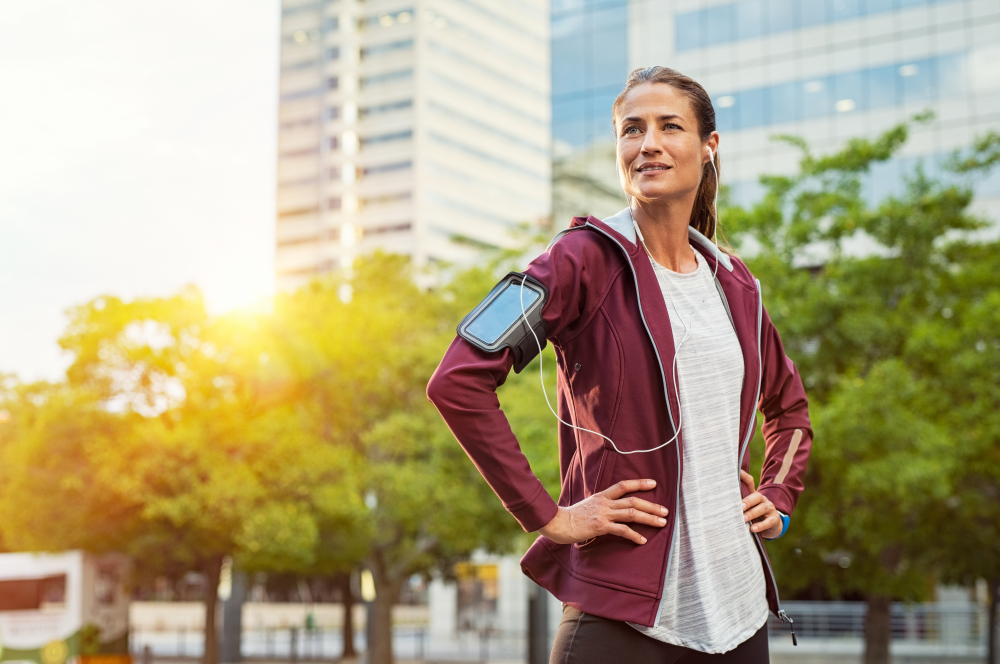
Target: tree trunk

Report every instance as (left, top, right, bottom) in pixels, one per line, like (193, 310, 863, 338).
(367, 556, 404, 664)
(864, 594, 892, 664)
(203, 556, 224, 664)
(338, 572, 356, 659)
(988, 577, 999, 664)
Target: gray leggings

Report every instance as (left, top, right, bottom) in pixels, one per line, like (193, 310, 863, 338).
(550, 606, 769, 664)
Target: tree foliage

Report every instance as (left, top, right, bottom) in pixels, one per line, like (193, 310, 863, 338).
(729, 118, 1000, 662)
(0, 250, 559, 664)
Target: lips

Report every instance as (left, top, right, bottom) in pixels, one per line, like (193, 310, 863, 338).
(636, 163, 671, 172)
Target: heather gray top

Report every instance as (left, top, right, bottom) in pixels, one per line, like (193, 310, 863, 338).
(629, 249, 769, 653)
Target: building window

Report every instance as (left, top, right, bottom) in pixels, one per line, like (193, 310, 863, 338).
(360, 69, 413, 88)
(281, 3, 320, 17)
(279, 146, 320, 158)
(360, 99, 413, 118)
(676, 0, 949, 51)
(278, 205, 320, 219)
(360, 191, 412, 207)
(285, 29, 321, 45)
(280, 87, 323, 102)
(362, 161, 412, 176)
(0, 575, 66, 611)
(360, 129, 413, 147)
(712, 53, 966, 132)
(361, 39, 414, 59)
(363, 222, 412, 237)
(360, 9, 414, 29)
(280, 116, 319, 131)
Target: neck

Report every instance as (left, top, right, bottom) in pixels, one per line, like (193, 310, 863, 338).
(630, 195, 698, 274)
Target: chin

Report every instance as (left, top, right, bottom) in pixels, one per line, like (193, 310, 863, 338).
(634, 186, 677, 202)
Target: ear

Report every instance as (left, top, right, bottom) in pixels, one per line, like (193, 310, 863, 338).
(704, 131, 720, 164)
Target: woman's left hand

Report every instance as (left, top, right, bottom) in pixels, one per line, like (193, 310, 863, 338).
(740, 470, 783, 539)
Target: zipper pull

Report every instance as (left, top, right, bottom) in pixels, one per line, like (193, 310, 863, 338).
(778, 609, 797, 646)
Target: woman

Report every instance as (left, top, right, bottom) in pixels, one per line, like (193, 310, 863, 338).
(427, 67, 812, 662)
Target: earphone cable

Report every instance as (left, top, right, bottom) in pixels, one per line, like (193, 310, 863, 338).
(515, 146, 722, 457)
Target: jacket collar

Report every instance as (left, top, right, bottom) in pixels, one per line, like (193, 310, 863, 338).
(592, 208, 733, 272)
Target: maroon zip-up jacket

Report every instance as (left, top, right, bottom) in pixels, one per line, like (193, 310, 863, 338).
(427, 210, 813, 628)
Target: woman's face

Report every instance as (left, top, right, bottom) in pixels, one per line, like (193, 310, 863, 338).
(615, 82, 719, 204)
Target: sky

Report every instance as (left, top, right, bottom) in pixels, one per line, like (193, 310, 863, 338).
(0, 0, 280, 382)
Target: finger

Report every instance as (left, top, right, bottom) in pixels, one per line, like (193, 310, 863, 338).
(740, 470, 756, 493)
(603, 479, 656, 500)
(750, 514, 780, 534)
(609, 496, 669, 517)
(741, 492, 764, 512)
(604, 522, 647, 545)
(609, 508, 667, 528)
(743, 503, 774, 523)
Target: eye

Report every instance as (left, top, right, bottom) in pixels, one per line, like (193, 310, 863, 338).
(622, 125, 640, 136)
(663, 122, 682, 130)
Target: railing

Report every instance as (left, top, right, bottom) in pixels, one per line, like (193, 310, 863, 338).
(766, 601, 989, 656)
(130, 601, 992, 661)
(131, 625, 528, 661)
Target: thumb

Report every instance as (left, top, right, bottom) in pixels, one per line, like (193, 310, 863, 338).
(740, 470, 756, 493)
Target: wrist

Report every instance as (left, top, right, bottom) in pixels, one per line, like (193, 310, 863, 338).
(537, 506, 571, 542)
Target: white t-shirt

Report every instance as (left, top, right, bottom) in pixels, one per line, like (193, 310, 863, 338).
(629, 249, 769, 653)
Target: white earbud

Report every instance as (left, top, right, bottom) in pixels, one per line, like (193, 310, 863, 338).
(706, 145, 714, 161)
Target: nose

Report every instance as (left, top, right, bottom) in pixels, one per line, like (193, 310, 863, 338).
(640, 129, 662, 156)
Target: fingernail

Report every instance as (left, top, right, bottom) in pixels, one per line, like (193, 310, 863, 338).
(741, 503, 746, 510)
(657, 517, 666, 525)
(647, 480, 656, 486)
(661, 507, 668, 515)
(640, 536, 647, 544)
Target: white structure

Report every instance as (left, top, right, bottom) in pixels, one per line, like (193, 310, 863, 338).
(553, 0, 1000, 226)
(427, 552, 560, 647)
(276, 0, 551, 291)
(0, 551, 130, 664)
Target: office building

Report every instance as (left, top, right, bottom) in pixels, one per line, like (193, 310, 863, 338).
(276, 0, 550, 290)
(552, 0, 1000, 227)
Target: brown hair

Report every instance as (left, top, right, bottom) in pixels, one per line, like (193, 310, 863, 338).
(612, 66, 721, 241)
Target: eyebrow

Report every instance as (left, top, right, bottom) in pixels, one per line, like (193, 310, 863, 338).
(623, 114, 684, 123)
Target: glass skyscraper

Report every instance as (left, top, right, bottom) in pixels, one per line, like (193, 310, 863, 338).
(552, 0, 1000, 227)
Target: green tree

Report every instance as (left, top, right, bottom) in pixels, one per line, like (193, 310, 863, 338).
(909, 134, 1000, 663)
(0, 289, 350, 664)
(728, 120, 1000, 663)
(266, 253, 559, 664)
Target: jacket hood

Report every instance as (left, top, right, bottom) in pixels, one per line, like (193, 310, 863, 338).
(573, 208, 733, 272)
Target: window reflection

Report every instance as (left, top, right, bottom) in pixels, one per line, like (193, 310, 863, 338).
(712, 53, 966, 131)
(551, 0, 628, 147)
(677, 0, 947, 51)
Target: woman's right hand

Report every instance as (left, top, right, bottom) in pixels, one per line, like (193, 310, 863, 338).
(537, 479, 668, 545)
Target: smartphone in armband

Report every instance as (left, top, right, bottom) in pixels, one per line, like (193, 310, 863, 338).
(457, 272, 548, 373)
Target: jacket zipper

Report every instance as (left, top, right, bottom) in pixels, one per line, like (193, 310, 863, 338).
(587, 224, 681, 629)
(738, 278, 797, 645)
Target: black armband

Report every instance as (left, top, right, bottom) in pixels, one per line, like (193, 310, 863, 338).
(457, 272, 548, 373)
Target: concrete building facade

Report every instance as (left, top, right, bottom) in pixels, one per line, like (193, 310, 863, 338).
(276, 0, 551, 291)
(553, 0, 1000, 228)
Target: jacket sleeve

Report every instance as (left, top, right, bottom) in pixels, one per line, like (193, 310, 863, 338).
(426, 233, 604, 532)
(755, 305, 813, 518)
